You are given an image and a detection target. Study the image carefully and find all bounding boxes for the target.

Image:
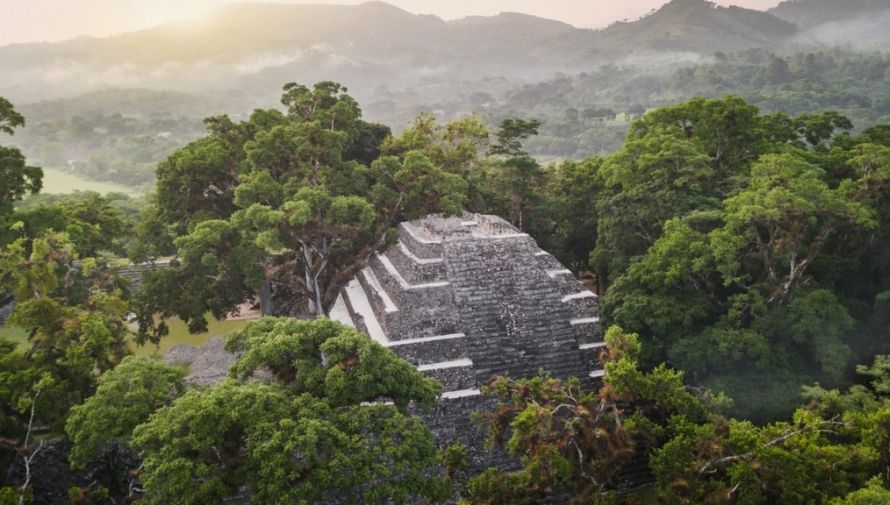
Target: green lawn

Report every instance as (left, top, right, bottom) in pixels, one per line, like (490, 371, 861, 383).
(1, 315, 256, 357)
(41, 167, 136, 195)
(132, 316, 255, 357)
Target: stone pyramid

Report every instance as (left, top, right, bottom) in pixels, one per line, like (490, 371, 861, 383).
(330, 212, 604, 407)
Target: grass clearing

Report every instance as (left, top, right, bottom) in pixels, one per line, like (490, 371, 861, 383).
(132, 315, 255, 358)
(40, 167, 136, 195)
(2, 315, 256, 356)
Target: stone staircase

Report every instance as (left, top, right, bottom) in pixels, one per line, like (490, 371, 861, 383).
(332, 213, 606, 398)
(334, 221, 476, 397)
(535, 251, 604, 377)
(329, 213, 608, 472)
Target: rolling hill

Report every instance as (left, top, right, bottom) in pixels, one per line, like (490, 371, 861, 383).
(770, 0, 890, 28)
(0, 0, 806, 105)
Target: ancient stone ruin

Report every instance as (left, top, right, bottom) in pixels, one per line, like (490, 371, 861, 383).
(328, 212, 604, 467)
(166, 212, 603, 468)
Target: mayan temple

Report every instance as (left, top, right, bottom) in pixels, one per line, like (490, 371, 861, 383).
(328, 212, 604, 467)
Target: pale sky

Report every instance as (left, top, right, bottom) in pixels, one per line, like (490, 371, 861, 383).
(1, 0, 784, 46)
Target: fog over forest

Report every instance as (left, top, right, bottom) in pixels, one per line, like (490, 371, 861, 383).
(3, 0, 890, 191)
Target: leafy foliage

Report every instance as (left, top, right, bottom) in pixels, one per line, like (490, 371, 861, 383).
(129, 317, 447, 504)
(0, 98, 42, 221)
(471, 329, 890, 504)
(137, 82, 468, 339)
(466, 327, 716, 504)
(65, 356, 185, 469)
(595, 96, 890, 420)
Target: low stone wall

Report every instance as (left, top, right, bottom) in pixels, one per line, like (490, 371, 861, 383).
(116, 259, 171, 293)
(399, 222, 445, 259)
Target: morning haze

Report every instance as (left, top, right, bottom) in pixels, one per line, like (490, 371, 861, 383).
(5, 0, 784, 45)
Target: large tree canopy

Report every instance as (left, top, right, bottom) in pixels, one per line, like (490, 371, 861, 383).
(136, 82, 466, 341)
(72, 318, 448, 504)
(599, 99, 890, 420)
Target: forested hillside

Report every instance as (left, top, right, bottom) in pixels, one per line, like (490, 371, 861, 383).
(770, 0, 890, 28)
(0, 0, 803, 104)
(9, 48, 890, 191)
(466, 49, 890, 159)
(5, 0, 890, 194)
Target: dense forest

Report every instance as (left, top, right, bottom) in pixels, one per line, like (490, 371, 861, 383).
(9, 49, 890, 193)
(1, 73, 889, 503)
(478, 49, 890, 159)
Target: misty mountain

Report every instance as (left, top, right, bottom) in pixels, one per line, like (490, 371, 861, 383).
(3, 0, 888, 192)
(0, 0, 804, 106)
(588, 0, 796, 58)
(770, 0, 890, 29)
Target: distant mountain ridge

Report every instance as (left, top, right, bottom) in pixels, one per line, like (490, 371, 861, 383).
(1, 0, 888, 107)
(589, 0, 797, 57)
(770, 0, 890, 28)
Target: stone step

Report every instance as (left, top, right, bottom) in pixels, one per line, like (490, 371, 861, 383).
(588, 369, 606, 379)
(440, 388, 482, 400)
(365, 254, 461, 340)
(368, 253, 451, 306)
(398, 221, 444, 260)
(418, 359, 477, 391)
(549, 271, 587, 297)
(571, 316, 601, 346)
(579, 341, 607, 372)
(385, 239, 447, 285)
(534, 250, 566, 271)
(342, 279, 388, 346)
(561, 291, 599, 319)
(386, 333, 470, 366)
(328, 294, 356, 329)
(388, 307, 461, 341)
(359, 266, 398, 315)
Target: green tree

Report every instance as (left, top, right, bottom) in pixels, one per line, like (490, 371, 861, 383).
(0, 232, 130, 379)
(139, 82, 465, 339)
(652, 409, 878, 505)
(543, 157, 603, 273)
(654, 354, 890, 505)
(65, 356, 185, 469)
(712, 153, 875, 306)
(0, 231, 131, 503)
(383, 113, 490, 177)
(0, 98, 25, 136)
(466, 327, 716, 504)
(832, 478, 890, 505)
(3, 194, 132, 256)
(0, 98, 42, 220)
(370, 151, 468, 222)
(130, 317, 448, 505)
(591, 128, 714, 281)
(627, 96, 771, 178)
(602, 134, 889, 419)
(490, 118, 541, 157)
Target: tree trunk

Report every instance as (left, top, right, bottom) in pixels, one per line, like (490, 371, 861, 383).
(259, 279, 272, 316)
